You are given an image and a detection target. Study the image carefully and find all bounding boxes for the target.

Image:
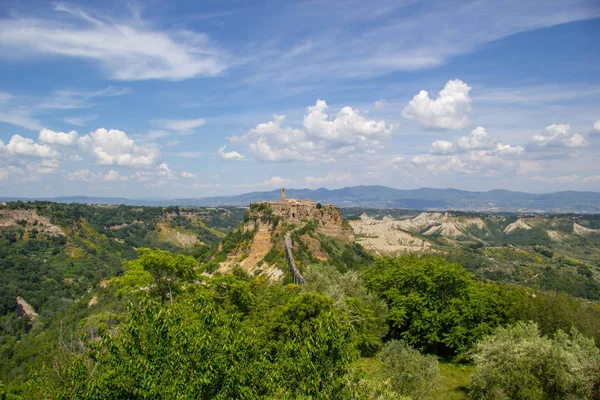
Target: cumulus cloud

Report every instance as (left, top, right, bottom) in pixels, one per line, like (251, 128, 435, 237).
(495, 143, 524, 155)
(39, 128, 79, 146)
(456, 126, 496, 150)
(3, 134, 57, 158)
(217, 145, 246, 161)
(68, 168, 128, 182)
(103, 169, 129, 182)
(594, 120, 600, 132)
(181, 171, 197, 178)
(402, 79, 472, 130)
(530, 124, 587, 148)
(134, 163, 176, 183)
(234, 100, 392, 162)
(429, 126, 523, 156)
(78, 128, 161, 167)
(430, 140, 455, 155)
(0, 3, 226, 81)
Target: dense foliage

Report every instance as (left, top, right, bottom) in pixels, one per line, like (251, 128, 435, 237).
(24, 262, 359, 399)
(470, 322, 600, 399)
(365, 256, 516, 357)
(2, 202, 600, 398)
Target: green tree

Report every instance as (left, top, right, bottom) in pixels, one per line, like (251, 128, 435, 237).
(377, 340, 440, 399)
(37, 277, 359, 399)
(302, 265, 389, 356)
(470, 322, 600, 400)
(113, 248, 197, 302)
(365, 256, 514, 356)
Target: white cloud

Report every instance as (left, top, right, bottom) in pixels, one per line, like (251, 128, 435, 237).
(167, 141, 180, 147)
(235, 100, 391, 162)
(168, 151, 203, 158)
(34, 159, 60, 174)
(0, 4, 226, 81)
(0, 93, 43, 131)
(67, 169, 95, 182)
(217, 145, 246, 161)
(495, 143, 524, 155)
(63, 115, 98, 126)
(533, 175, 579, 184)
(530, 124, 587, 148)
(402, 79, 472, 130)
(231, 176, 291, 190)
(39, 128, 79, 146)
(39, 87, 129, 109)
(181, 171, 196, 178)
(456, 126, 495, 150)
(374, 99, 386, 108)
(103, 169, 129, 182)
(304, 172, 353, 188)
(78, 128, 161, 167)
(429, 126, 523, 156)
(3, 134, 57, 158)
(594, 120, 600, 132)
(134, 163, 176, 183)
(153, 118, 206, 135)
(430, 140, 455, 155)
(0, 168, 8, 181)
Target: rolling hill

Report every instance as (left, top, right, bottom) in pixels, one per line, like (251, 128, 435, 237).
(3, 186, 600, 212)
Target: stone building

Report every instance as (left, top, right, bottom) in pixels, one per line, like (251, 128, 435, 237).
(264, 188, 351, 240)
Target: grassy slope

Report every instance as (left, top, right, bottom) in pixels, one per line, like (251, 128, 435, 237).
(356, 358, 473, 399)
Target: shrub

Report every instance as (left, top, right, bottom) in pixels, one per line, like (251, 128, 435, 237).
(377, 340, 440, 399)
(470, 322, 600, 400)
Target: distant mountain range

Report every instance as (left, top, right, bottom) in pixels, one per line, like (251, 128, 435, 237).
(2, 186, 600, 213)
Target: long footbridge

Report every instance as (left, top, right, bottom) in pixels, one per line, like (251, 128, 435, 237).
(284, 232, 304, 285)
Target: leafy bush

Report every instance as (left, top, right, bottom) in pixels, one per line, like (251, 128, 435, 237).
(303, 265, 389, 356)
(377, 340, 440, 399)
(470, 322, 600, 400)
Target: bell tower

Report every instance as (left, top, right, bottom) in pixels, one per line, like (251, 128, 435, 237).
(280, 188, 287, 201)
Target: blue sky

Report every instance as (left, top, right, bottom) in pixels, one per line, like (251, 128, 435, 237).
(0, 0, 599, 198)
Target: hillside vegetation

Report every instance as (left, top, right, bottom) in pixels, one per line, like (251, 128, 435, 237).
(1, 201, 600, 399)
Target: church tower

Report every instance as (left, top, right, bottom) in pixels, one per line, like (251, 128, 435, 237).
(280, 188, 287, 201)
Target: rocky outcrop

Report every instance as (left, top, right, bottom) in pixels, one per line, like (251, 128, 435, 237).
(0, 209, 64, 236)
(16, 297, 38, 320)
(573, 223, 600, 236)
(504, 219, 532, 234)
(350, 214, 433, 255)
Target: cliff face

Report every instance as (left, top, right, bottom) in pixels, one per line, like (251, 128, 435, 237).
(217, 197, 353, 280)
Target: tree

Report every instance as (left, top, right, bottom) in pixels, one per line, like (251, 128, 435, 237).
(470, 322, 600, 400)
(113, 248, 197, 302)
(365, 256, 514, 356)
(302, 265, 389, 356)
(377, 340, 440, 399)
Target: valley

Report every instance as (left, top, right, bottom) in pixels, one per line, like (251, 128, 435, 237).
(1, 198, 600, 398)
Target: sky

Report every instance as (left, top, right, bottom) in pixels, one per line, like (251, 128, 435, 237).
(0, 0, 599, 198)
